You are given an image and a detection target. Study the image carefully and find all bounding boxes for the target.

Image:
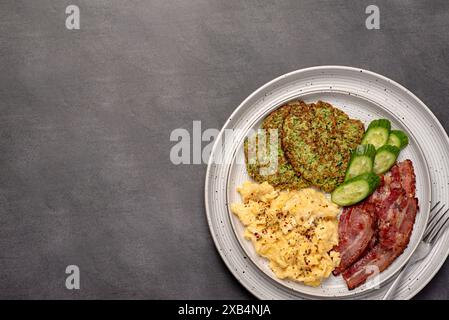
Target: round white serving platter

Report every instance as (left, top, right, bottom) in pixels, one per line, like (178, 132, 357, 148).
(205, 66, 449, 299)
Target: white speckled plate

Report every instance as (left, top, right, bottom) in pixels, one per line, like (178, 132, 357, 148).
(205, 66, 449, 299)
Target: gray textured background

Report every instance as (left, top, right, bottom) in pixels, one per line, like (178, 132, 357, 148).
(1, 0, 448, 299)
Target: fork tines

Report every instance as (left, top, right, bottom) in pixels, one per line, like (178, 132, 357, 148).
(424, 201, 449, 244)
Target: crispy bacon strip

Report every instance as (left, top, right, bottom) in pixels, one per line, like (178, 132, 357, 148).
(343, 196, 418, 289)
(341, 160, 418, 290)
(332, 204, 376, 275)
(398, 159, 416, 197)
(332, 175, 388, 276)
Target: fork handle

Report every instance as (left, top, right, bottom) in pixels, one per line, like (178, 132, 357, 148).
(382, 264, 408, 300)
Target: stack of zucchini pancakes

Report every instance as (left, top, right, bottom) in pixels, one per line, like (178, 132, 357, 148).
(244, 100, 365, 192)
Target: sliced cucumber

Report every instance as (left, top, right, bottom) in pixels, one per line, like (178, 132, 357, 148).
(387, 130, 409, 150)
(373, 145, 400, 174)
(361, 119, 391, 149)
(345, 144, 376, 181)
(331, 173, 380, 206)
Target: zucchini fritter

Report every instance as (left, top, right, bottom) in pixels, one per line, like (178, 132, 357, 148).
(244, 102, 311, 190)
(282, 101, 364, 192)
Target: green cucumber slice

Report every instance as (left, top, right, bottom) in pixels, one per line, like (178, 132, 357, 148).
(345, 144, 376, 181)
(331, 173, 380, 206)
(373, 145, 400, 174)
(361, 119, 391, 149)
(387, 130, 409, 150)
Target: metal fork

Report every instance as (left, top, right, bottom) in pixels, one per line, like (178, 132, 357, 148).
(382, 201, 449, 300)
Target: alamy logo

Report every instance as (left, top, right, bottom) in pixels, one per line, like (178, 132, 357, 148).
(65, 265, 80, 290)
(365, 5, 380, 30)
(169, 121, 279, 175)
(65, 5, 80, 30)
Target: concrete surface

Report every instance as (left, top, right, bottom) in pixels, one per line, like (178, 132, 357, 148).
(1, 0, 448, 299)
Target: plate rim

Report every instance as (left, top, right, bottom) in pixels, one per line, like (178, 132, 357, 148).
(205, 65, 449, 299)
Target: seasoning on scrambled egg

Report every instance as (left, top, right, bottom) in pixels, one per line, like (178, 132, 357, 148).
(231, 181, 341, 287)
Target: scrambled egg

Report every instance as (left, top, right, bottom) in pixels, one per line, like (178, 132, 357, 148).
(231, 181, 341, 286)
